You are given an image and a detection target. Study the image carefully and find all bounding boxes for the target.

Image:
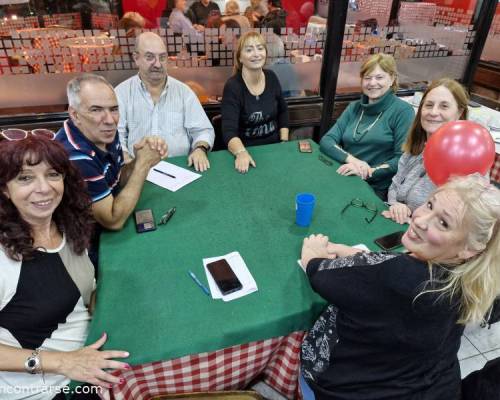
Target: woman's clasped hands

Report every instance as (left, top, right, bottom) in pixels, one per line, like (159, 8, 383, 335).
(337, 156, 373, 180)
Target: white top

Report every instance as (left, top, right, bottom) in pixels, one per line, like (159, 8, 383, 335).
(115, 74, 215, 158)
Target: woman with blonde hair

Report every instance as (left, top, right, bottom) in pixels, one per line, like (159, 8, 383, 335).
(224, 0, 240, 15)
(383, 78, 469, 224)
(221, 31, 289, 173)
(320, 53, 414, 199)
(299, 174, 500, 400)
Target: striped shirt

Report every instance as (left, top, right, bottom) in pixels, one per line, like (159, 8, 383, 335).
(56, 119, 124, 203)
(115, 74, 215, 158)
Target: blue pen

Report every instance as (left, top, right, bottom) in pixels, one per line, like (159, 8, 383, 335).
(188, 270, 210, 296)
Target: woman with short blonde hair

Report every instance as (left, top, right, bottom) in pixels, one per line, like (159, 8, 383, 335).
(319, 53, 415, 200)
(221, 31, 289, 173)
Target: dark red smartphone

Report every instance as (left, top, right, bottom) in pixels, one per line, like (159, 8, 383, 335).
(298, 140, 313, 153)
(206, 259, 242, 295)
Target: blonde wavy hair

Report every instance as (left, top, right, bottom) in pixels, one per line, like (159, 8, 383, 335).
(424, 174, 500, 324)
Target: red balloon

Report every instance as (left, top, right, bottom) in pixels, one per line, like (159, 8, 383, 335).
(423, 121, 495, 186)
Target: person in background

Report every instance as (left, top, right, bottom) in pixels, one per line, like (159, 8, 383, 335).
(56, 73, 167, 268)
(244, 0, 268, 27)
(299, 174, 500, 400)
(259, 0, 287, 35)
(168, 0, 205, 36)
(188, 0, 221, 26)
(266, 32, 304, 98)
(222, 1, 251, 29)
(0, 136, 129, 399)
(224, 0, 240, 16)
(221, 31, 289, 173)
(319, 53, 414, 200)
(117, 11, 146, 33)
(115, 32, 214, 172)
(382, 78, 468, 224)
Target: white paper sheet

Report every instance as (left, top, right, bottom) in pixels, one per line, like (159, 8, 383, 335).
(203, 252, 258, 302)
(147, 161, 201, 192)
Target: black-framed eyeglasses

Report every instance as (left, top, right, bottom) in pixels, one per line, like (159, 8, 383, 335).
(341, 198, 377, 223)
(1, 128, 56, 141)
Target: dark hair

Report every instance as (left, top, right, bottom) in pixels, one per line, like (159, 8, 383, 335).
(0, 136, 94, 261)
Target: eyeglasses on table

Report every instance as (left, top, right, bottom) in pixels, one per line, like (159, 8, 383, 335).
(341, 198, 377, 223)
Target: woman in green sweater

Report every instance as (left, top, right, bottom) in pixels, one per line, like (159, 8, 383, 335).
(319, 54, 415, 199)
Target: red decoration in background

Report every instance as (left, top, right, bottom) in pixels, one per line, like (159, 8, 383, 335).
(283, 0, 315, 32)
(122, 0, 167, 28)
(423, 121, 495, 186)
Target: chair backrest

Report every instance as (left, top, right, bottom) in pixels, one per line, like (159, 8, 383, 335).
(211, 114, 226, 152)
(461, 356, 500, 400)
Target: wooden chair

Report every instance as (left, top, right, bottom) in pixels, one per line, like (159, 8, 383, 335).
(149, 391, 263, 400)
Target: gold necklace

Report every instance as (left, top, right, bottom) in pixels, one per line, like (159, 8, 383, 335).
(352, 110, 383, 142)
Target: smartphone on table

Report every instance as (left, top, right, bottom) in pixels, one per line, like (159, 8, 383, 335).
(206, 259, 243, 296)
(298, 140, 313, 153)
(134, 209, 156, 233)
(374, 231, 405, 251)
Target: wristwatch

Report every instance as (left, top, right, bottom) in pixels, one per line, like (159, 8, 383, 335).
(193, 144, 209, 154)
(25, 348, 42, 374)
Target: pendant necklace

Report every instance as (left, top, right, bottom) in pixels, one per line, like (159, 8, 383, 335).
(352, 110, 383, 142)
(244, 71, 264, 101)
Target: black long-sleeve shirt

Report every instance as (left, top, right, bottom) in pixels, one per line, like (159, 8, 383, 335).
(302, 252, 463, 400)
(188, 1, 220, 26)
(221, 69, 289, 147)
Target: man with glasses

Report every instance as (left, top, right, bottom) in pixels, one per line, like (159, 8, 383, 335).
(56, 73, 167, 267)
(115, 31, 215, 172)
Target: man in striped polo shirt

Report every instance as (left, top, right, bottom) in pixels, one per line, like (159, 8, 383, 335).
(56, 73, 167, 267)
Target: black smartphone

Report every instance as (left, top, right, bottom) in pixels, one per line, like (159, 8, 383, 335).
(206, 259, 243, 296)
(134, 209, 156, 233)
(374, 231, 405, 251)
(298, 140, 313, 153)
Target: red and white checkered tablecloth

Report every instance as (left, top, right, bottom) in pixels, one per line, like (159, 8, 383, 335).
(100, 331, 305, 400)
(491, 153, 500, 185)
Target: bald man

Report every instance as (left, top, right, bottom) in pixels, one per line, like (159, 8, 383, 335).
(115, 32, 214, 172)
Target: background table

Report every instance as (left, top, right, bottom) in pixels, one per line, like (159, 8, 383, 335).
(88, 141, 403, 399)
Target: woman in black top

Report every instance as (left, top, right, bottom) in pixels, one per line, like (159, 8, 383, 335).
(299, 174, 500, 400)
(222, 31, 289, 173)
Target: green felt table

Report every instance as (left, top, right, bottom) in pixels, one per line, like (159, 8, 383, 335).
(86, 141, 403, 365)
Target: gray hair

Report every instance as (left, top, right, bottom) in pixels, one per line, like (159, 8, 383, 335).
(67, 73, 114, 109)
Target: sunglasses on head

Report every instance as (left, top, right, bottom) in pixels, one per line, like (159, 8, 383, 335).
(0, 128, 56, 141)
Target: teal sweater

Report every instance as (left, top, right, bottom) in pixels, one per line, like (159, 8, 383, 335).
(320, 91, 415, 193)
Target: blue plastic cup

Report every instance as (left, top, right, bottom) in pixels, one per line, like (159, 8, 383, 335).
(296, 193, 315, 227)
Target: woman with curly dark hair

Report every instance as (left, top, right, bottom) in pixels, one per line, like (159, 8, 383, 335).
(0, 136, 129, 399)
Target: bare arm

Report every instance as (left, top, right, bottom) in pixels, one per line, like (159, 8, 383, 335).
(0, 333, 128, 387)
(280, 127, 289, 141)
(92, 144, 161, 230)
(228, 137, 256, 174)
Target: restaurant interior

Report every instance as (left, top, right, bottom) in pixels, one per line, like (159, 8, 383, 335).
(0, 0, 499, 399)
